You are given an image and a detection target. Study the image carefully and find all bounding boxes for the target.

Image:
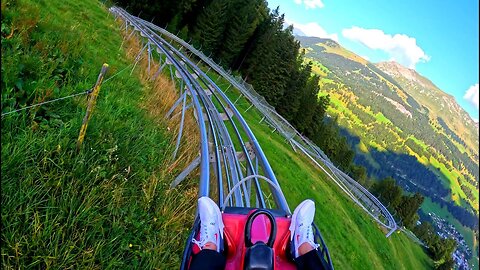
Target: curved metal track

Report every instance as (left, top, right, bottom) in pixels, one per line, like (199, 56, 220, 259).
(108, 6, 432, 270)
(128, 14, 398, 237)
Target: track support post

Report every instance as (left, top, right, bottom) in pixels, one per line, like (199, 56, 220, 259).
(170, 156, 201, 189)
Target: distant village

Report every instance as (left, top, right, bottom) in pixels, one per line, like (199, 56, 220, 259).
(427, 213, 474, 270)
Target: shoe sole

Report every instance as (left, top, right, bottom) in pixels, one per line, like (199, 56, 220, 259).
(289, 199, 313, 240)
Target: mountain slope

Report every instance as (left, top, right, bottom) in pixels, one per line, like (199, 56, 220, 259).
(297, 35, 478, 212)
(375, 61, 479, 157)
(296, 35, 479, 267)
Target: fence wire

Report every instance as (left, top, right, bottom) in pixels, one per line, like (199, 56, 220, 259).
(2, 62, 134, 117)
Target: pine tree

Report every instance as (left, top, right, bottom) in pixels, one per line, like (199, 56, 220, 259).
(117, 0, 178, 26)
(435, 257, 454, 270)
(174, 0, 213, 34)
(311, 94, 330, 136)
(290, 65, 320, 133)
(218, 0, 264, 67)
(192, 0, 229, 56)
(276, 62, 306, 122)
(232, 2, 270, 70)
(372, 177, 403, 209)
(242, 11, 279, 103)
(243, 10, 299, 107)
(394, 192, 424, 228)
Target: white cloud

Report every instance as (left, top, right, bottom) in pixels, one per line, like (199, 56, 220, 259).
(286, 19, 338, 41)
(293, 0, 324, 9)
(464, 83, 479, 110)
(341, 26, 429, 69)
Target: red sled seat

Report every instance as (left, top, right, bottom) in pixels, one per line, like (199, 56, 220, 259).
(182, 207, 333, 270)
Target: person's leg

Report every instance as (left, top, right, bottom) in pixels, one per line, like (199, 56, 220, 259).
(294, 249, 325, 270)
(192, 196, 224, 251)
(189, 249, 226, 270)
(189, 196, 226, 270)
(289, 199, 325, 270)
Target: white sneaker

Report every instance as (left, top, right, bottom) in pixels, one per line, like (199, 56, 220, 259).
(289, 199, 320, 258)
(192, 196, 224, 252)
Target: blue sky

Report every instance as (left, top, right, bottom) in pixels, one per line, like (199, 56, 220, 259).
(267, 0, 479, 121)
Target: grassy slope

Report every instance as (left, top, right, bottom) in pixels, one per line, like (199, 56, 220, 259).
(317, 43, 368, 65)
(2, 0, 196, 268)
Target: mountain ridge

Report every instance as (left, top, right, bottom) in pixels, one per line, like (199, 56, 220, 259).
(375, 60, 467, 115)
(296, 35, 472, 111)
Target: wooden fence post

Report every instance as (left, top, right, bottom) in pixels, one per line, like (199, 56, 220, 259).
(77, 63, 109, 151)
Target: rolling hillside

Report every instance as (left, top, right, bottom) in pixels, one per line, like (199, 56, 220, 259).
(296, 35, 479, 268)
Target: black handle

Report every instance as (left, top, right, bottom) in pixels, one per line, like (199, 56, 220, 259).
(244, 209, 277, 248)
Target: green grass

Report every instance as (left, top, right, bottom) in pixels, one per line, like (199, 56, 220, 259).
(2, 0, 196, 268)
(357, 141, 369, 153)
(408, 135, 429, 150)
(375, 112, 392, 125)
(451, 139, 467, 154)
(307, 59, 330, 77)
(327, 94, 364, 128)
(368, 140, 387, 152)
(316, 42, 368, 65)
(318, 77, 335, 86)
(429, 157, 465, 204)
